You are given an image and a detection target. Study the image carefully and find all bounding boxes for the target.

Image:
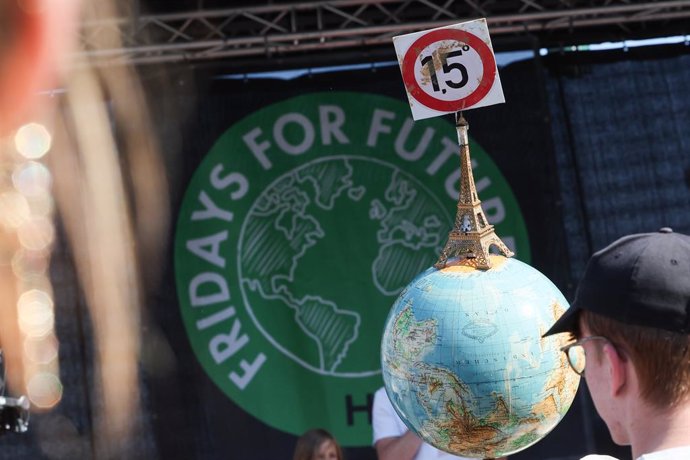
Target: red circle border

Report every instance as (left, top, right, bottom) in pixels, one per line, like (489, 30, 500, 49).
(401, 28, 496, 112)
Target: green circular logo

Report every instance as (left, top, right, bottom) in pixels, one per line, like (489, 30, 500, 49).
(174, 92, 529, 446)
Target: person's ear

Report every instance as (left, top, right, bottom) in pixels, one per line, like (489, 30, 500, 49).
(0, 0, 79, 134)
(603, 343, 627, 397)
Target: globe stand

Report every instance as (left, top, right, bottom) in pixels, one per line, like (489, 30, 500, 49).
(434, 112, 514, 270)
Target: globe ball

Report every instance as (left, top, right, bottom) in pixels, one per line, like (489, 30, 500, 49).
(381, 255, 580, 458)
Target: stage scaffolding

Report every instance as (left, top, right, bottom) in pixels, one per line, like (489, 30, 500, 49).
(78, 0, 690, 67)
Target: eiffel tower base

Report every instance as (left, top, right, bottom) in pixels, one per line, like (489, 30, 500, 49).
(434, 231, 514, 270)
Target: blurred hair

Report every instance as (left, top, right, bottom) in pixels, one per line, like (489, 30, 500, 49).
(293, 428, 343, 460)
(0, 0, 169, 454)
(582, 310, 690, 408)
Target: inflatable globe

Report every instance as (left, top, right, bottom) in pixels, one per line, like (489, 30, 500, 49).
(381, 255, 580, 458)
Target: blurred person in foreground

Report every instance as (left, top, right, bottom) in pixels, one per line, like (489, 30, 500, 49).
(293, 428, 344, 460)
(0, 0, 168, 453)
(544, 228, 690, 460)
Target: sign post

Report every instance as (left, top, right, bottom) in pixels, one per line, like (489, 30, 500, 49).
(393, 18, 505, 120)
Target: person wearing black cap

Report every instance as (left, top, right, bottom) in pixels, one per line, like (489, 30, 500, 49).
(544, 228, 690, 460)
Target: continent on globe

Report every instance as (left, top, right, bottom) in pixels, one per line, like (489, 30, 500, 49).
(388, 305, 437, 366)
(381, 255, 580, 458)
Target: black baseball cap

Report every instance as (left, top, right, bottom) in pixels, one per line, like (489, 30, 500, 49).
(544, 227, 690, 336)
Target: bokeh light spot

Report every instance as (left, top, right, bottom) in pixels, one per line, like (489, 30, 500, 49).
(27, 373, 63, 409)
(12, 161, 52, 196)
(14, 123, 52, 159)
(0, 191, 30, 228)
(17, 216, 55, 251)
(24, 335, 60, 365)
(17, 289, 55, 338)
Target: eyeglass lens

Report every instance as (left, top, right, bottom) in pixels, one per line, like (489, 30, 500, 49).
(567, 345, 586, 375)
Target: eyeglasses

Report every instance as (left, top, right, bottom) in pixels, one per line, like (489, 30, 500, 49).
(560, 336, 613, 376)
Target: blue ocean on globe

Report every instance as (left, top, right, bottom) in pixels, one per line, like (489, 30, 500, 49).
(381, 255, 580, 458)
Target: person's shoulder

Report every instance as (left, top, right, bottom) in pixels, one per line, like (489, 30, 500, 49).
(637, 445, 690, 459)
(373, 386, 390, 406)
(580, 455, 620, 460)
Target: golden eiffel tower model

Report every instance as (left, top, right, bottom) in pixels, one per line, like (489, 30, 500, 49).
(435, 113, 514, 270)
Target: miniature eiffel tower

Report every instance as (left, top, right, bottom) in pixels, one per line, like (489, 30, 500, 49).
(434, 113, 514, 270)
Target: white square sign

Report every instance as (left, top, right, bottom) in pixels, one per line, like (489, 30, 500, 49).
(393, 18, 505, 121)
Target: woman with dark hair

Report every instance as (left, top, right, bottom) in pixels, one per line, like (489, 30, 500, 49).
(293, 428, 344, 460)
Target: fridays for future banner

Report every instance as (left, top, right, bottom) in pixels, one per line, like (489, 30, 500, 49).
(173, 90, 529, 446)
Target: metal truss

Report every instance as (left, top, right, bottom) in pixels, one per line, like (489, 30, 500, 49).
(78, 0, 690, 67)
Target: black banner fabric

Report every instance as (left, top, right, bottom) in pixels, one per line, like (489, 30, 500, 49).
(545, 49, 690, 283)
(148, 59, 584, 460)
